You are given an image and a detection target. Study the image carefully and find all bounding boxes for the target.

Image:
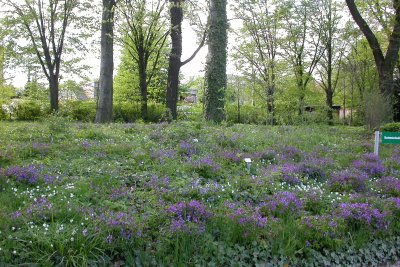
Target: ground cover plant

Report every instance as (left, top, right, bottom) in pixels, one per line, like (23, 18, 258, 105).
(1, 119, 400, 266)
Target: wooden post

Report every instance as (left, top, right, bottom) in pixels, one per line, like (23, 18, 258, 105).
(374, 131, 380, 156)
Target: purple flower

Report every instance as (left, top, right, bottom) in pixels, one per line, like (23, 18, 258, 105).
(82, 141, 91, 149)
(80, 207, 138, 241)
(179, 141, 197, 156)
(297, 163, 326, 181)
(43, 174, 56, 184)
(225, 203, 268, 228)
(222, 151, 242, 163)
(26, 197, 53, 220)
(328, 170, 369, 193)
(376, 176, 400, 197)
(336, 202, 389, 230)
(264, 191, 303, 216)
(32, 142, 50, 156)
(150, 149, 177, 164)
(281, 163, 300, 185)
(82, 229, 88, 236)
(4, 165, 40, 184)
(166, 200, 212, 234)
(193, 156, 221, 178)
(387, 197, 400, 209)
(11, 211, 22, 219)
(106, 234, 113, 244)
(279, 146, 302, 162)
(352, 153, 385, 176)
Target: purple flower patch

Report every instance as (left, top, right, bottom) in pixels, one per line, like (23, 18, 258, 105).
(4, 165, 40, 184)
(281, 163, 300, 185)
(335, 202, 389, 230)
(31, 142, 50, 157)
(225, 202, 269, 228)
(81, 208, 138, 241)
(150, 149, 177, 164)
(193, 156, 221, 179)
(328, 170, 369, 193)
(376, 176, 400, 197)
(166, 200, 212, 234)
(26, 197, 53, 220)
(178, 141, 197, 156)
(263, 191, 303, 217)
(352, 153, 385, 176)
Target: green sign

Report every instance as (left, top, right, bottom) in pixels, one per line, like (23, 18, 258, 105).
(382, 132, 400, 144)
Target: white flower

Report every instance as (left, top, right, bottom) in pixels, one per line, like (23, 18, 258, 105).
(13, 250, 16, 255)
(70, 237, 74, 242)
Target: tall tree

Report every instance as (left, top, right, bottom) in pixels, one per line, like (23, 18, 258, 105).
(234, 0, 279, 125)
(95, 0, 118, 123)
(165, 0, 206, 120)
(280, 0, 324, 117)
(317, 0, 344, 123)
(117, 0, 169, 120)
(0, 0, 91, 111)
(204, 0, 228, 123)
(346, 0, 400, 96)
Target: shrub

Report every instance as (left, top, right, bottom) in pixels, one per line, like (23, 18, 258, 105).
(363, 90, 392, 130)
(15, 100, 44, 120)
(0, 102, 8, 120)
(61, 101, 96, 122)
(225, 104, 267, 124)
(381, 122, 400, 132)
(113, 101, 140, 122)
(113, 101, 166, 123)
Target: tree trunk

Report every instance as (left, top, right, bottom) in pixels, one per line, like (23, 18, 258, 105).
(166, 1, 183, 120)
(326, 24, 334, 123)
(204, 0, 228, 123)
(95, 0, 116, 123)
(49, 75, 59, 111)
(139, 61, 148, 120)
(379, 66, 395, 95)
(297, 67, 305, 116)
(268, 66, 276, 125)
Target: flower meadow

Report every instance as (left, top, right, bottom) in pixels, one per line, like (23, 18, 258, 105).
(1, 120, 400, 266)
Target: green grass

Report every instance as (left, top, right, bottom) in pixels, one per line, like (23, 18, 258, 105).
(0, 120, 399, 266)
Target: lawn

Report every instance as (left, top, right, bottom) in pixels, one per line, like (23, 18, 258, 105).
(1, 118, 400, 266)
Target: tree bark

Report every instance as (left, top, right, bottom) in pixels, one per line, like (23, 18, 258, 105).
(346, 0, 400, 96)
(49, 74, 59, 111)
(139, 58, 148, 120)
(327, 36, 334, 123)
(166, 1, 183, 120)
(95, 0, 116, 123)
(204, 0, 228, 123)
